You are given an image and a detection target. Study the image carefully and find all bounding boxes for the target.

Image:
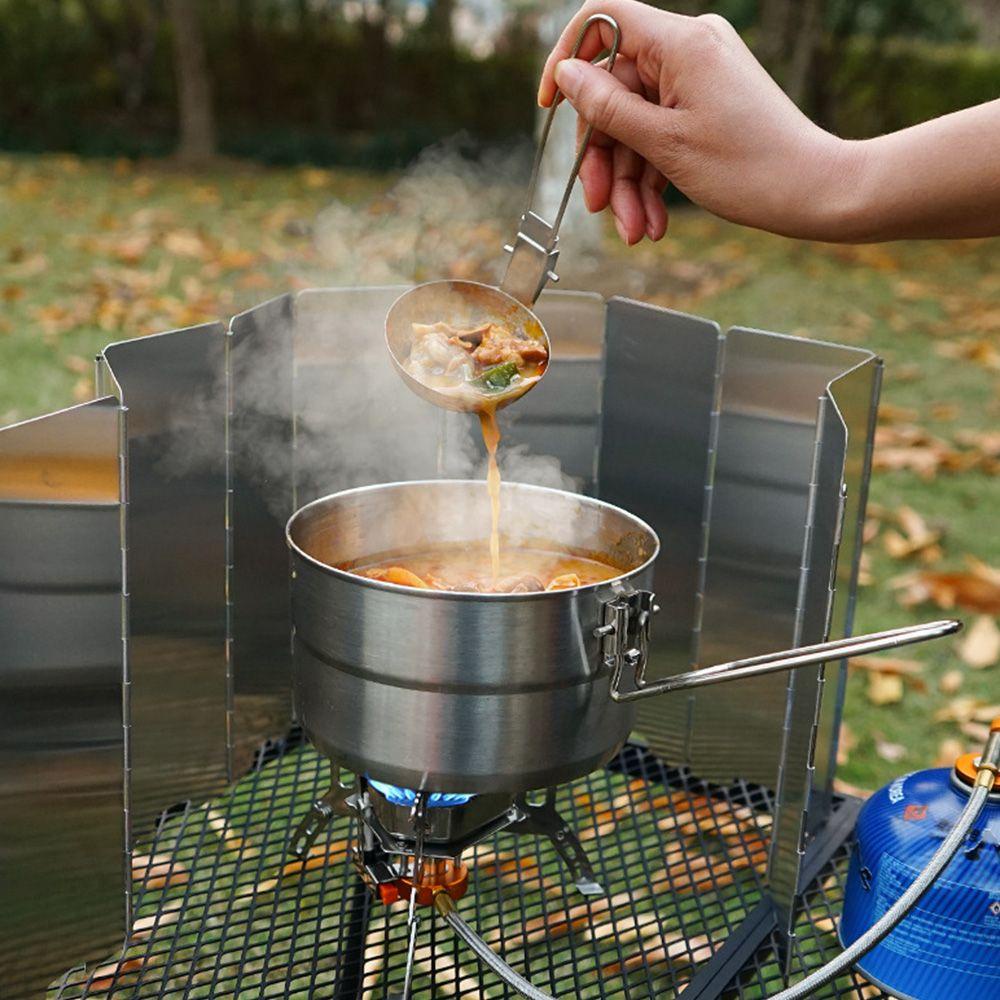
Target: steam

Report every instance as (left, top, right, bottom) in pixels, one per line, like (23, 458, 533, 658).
(159, 139, 583, 523)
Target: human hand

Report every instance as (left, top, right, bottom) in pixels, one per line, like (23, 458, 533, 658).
(538, 0, 858, 244)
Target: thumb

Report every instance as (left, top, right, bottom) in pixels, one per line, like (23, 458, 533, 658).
(554, 59, 668, 166)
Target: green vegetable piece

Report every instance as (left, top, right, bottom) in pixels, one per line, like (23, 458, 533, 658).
(470, 361, 519, 393)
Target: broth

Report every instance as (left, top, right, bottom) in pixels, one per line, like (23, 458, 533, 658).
(343, 542, 620, 593)
(401, 319, 549, 583)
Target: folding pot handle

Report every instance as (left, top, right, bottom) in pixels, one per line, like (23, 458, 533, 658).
(597, 600, 961, 703)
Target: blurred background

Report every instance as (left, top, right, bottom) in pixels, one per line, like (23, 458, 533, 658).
(1, 0, 998, 789)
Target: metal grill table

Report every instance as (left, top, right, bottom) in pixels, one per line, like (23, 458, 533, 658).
(52, 742, 885, 1000)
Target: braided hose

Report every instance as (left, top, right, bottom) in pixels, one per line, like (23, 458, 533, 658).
(437, 732, 1000, 1000)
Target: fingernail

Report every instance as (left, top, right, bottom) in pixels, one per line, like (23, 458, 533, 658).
(614, 216, 629, 244)
(646, 222, 657, 241)
(554, 59, 583, 98)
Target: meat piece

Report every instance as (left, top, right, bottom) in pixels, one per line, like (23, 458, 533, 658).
(545, 573, 582, 591)
(495, 573, 545, 593)
(471, 325, 548, 369)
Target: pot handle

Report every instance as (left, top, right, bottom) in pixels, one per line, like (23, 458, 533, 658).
(597, 593, 961, 703)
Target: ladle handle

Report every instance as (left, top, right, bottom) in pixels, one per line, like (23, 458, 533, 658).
(499, 13, 621, 306)
(603, 611, 962, 703)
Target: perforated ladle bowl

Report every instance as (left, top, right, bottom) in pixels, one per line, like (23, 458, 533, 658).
(384, 13, 622, 414)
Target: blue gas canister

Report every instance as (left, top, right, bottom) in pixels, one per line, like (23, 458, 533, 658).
(840, 750, 1000, 999)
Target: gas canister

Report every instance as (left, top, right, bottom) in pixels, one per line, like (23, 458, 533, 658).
(840, 752, 1000, 999)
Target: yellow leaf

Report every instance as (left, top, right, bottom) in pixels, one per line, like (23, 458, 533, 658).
(874, 737, 906, 763)
(938, 669, 963, 694)
(867, 671, 904, 706)
(957, 615, 1000, 670)
(934, 738, 965, 765)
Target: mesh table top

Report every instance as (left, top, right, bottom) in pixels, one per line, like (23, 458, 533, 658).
(52, 740, 887, 999)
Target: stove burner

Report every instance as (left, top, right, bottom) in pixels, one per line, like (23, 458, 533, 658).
(367, 778, 474, 808)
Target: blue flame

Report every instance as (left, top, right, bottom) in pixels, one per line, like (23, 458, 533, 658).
(368, 778, 475, 808)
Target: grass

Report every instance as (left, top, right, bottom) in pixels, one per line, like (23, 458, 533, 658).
(2, 151, 998, 793)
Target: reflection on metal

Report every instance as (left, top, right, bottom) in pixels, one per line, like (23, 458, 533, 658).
(102, 324, 229, 829)
(0, 397, 125, 1000)
(599, 298, 724, 765)
(598, 308, 879, 954)
(768, 357, 882, 953)
(227, 295, 296, 774)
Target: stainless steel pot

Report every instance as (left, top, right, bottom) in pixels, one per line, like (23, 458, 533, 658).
(286, 479, 658, 794)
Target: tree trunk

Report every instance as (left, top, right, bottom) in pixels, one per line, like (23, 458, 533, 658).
(425, 0, 455, 47)
(166, 0, 216, 163)
(785, 0, 825, 111)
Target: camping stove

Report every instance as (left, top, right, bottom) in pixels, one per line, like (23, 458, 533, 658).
(294, 767, 603, 911)
(1, 286, 923, 999)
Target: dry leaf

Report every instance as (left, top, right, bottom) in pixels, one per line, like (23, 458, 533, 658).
(892, 557, 1000, 614)
(874, 737, 906, 763)
(867, 671, 904, 705)
(837, 723, 857, 767)
(936, 337, 1000, 371)
(957, 615, 1000, 669)
(935, 738, 965, 765)
(938, 669, 964, 694)
(930, 402, 959, 421)
(850, 655, 924, 691)
(162, 228, 209, 259)
(878, 402, 919, 424)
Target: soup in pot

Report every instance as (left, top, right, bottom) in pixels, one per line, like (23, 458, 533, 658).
(340, 541, 620, 594)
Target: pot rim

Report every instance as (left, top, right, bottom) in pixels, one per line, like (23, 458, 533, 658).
(285, 478, 660, 603)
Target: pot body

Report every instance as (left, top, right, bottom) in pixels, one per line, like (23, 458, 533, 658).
(287, 480, 658, 793)
(840, 767, 1000, 1000)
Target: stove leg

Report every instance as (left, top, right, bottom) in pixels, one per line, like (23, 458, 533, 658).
(289, 761, 354, 859)
(511, 788, 605, 896)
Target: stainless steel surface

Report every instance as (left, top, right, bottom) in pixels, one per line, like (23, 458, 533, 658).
(101, 323, 229, 829)
(287, 479, 657, 792)
(607, 619, 960, 699)
(385, 279, 551, 412)
(0, 397, 126, 1000)
(499, 13, 621, 307)
(597, 297, 725, 766)
(767, 360, 882, 953)
(693, 330, 876, 787)
(811, 359, 882, 816)
(227, 294, 296, 773)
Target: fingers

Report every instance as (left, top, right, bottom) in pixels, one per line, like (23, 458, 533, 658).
(640, 161, 669, 240)
(553, 59, 676, 170)
(578, 144, 612, 212)
(609, 143, 647, 245)
(538, 0, 686, 107)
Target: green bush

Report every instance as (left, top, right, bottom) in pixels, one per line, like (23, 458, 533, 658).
(832, 38, 1000, 137)
(0, 0, 996, 168)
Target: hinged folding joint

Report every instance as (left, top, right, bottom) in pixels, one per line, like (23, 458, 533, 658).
(597, 590, 659, 700)
(499, 211, 561, 306)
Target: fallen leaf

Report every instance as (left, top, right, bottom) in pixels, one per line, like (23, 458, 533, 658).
(878, 402, 919, 424)
(874, 737, 906, 763)
(929, 402, 959, 421)
(938, 669, 964, 694)
(892, 557, 1000, 614)
(162, 228, 209, 259)
(837, 723, 857, 767)
(936, 337, 1000, 371)
(935, 738, 965, 765)
(957, 615, 1000, 669)
(867, 671, 904, 705)
(850, 655, 925, 692)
